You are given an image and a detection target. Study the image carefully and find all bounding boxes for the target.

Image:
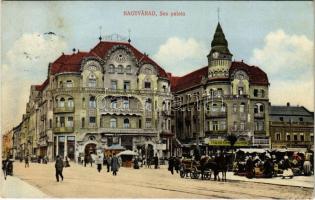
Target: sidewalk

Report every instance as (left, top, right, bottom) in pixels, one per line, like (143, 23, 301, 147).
(226, 172, 314, 188)
(0, 174, 49, 198)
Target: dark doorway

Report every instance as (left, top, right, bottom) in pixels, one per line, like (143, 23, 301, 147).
(85, 143, 96, 155)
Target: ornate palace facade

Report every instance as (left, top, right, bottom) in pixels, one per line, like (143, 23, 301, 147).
(10, 23, 285, 161)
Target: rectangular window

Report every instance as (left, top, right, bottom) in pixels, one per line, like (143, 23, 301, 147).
(88, 79, 96, 88)
(60, 117, 65, 127)
(82, 117, 85, 128)
(67, 116, 73, 127)
(111, 99, 117, 109)
(220, 121, 226, 130)
(124, 81, 130, 91)
(144, 81, 151, 89)
(300, 134, 304, 141)
(240, 122, 245, 131)
(286, 134, 291, 141)
(111, 80, 117, 90)
(49, 119, 52, 129)
(233, 104, 237, 112)
(89, 116, 96, 124)
(126, 66, 132, 74)
(217, 88, 223, 97)
(294, 134, 298, 141)
(145, 118, 152, 128)
(276, 133, 281, 141)
(123, 99, 129, 109)
(254, 89, 258, 97)
(240, 103, 245, 113)
(139, 119, 142, 128)
(212, 121, 219, 131)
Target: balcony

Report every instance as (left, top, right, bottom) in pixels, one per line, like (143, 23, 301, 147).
(254, 112, 264, 118)
(99, 108, 144, 116)
(205, 111, 227, 118)
(51, 87, 171, 97)
(53, 127, 74, 133)
(53, 106, 75, 113)
(271, 140, 313, 148)
(98, 128, 157, 135)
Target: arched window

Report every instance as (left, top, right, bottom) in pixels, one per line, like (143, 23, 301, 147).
(88, 73, 96, 87)
(117, 65, 123, 74)
(89, 96, 96, 108)
(66, 80, 73, 88)
(162, 101, 166, 111)
(68, 97, 74, 108)
(260, 104, 264, 112)
(126, 65, 132, 74)
(221, 103, 226, 112)
(59, 98, 65, 107)
(254, 104, 258, 113)
(110, 118, 117, 128)
(124, 118, 130, 128)
(109, 64, 115, 73)
(111, 99, 117, 109)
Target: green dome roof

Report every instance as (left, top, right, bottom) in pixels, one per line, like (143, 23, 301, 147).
(210, 23, 232, 56)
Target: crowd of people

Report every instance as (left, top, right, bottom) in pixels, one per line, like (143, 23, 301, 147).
(233, 151, 314, 179)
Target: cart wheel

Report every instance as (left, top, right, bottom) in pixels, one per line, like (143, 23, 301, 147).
(180, 171, 185, 178)
(191, 171, 199, 179)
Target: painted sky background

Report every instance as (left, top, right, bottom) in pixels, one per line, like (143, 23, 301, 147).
(1, 1, 314, 132)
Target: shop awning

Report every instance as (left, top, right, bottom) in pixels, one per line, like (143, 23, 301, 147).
(237, 148, 267, 153)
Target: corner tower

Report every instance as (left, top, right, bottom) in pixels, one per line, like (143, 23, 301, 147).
(207, 23, 233, 79)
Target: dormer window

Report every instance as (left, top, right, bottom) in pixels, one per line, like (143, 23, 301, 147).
(238, 87, 244, 95)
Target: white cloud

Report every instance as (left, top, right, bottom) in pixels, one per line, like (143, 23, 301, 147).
(153, 37, 208, 76)
(250, 29, 314, 110)
(1, 33, 67, 131)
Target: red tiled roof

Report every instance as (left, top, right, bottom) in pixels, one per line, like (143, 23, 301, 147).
(170, 61, 269, 93)
(170, 66, 208, 92)
(35, 78, 49, 91)
(49, 41, 168, 79)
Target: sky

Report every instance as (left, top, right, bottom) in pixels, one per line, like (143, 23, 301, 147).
(1, 1, 314, 132)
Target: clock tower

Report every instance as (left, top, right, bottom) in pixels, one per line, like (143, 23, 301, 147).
(207, 23, 233, 79)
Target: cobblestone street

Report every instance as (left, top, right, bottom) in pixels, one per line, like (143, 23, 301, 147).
(1, 162, 313, 199)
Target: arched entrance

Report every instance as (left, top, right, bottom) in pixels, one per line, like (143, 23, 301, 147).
(85, 143, 96, 155)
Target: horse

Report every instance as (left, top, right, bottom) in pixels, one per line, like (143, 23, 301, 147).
(200, 155, 228, 181)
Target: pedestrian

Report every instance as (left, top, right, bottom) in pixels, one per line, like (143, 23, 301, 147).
(2, 158, 9, 180)
(84, 154, 88, 167)
(55, 155, 64, 182)
(111, 153, 120, 176)
(65, 156, 70, 167)
(25, 155, 29, 168)
(174, 156, 180, 173)
(168, 157, 174, 175)
(96, 155, 102, 172)
(89, 153, 93, 167)
(107, 155, 112, 172)
(245, 156, 254, 179)
(154, 154, 159, 169)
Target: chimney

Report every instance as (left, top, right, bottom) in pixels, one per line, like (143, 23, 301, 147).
(287, 102, 290, 107)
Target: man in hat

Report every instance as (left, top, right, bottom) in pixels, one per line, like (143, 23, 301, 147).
(55, 155, 64, 182)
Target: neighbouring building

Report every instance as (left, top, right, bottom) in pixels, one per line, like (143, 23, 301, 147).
(269, 103, 314, 150)
(170, 23, 270, 150)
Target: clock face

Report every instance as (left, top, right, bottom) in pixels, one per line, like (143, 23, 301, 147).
(213, 52, 219, 59)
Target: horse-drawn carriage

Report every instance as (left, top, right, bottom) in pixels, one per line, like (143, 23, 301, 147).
(179, 159, 211, 179)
